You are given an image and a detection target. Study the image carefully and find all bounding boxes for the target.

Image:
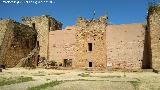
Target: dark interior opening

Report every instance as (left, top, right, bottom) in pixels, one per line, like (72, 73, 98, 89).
(48, 20, 51, 31)
(88, 43, 92, 51)
(37, 55, 40, 66)
(142, 26, 152, 69)
(64, 59, 72, 67)
(26, 39, 29, 48)
(89, 62, 92, 67)
(37, 41, 39, 47)
(32, 23, 35, 29)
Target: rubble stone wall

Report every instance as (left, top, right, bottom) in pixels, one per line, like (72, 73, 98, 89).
(0, 15, 153, 70)
(148, 11, 160, 70)
(47, 17, 145, 70)
(22, 15, 62, 60)
(74, 16, 107, 69)
(0, 20, 10, 65)
(0, 20, 37, 67)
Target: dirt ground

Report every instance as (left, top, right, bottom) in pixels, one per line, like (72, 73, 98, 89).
(0, 68, 160, 90)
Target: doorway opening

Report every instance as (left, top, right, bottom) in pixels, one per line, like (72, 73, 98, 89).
(63, 59, 72, 67)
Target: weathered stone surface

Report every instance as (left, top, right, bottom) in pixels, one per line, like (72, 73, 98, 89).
(47, 17, 146, 70)
(147, 9, 160, 70)
(1, 13, 160, 71)
(22, 15, 62, 60)
(15, 47, 39, 68)
(106, 24, 145, 70)
(48, 30, 75, 66)
(0, 19, 37, 67)
(74, 16, 107, 69)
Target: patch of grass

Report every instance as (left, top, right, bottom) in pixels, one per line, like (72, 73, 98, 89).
(111, 80, 141, 90)
(77, 79, 97, 81)
(53, 73, 65, 75)
(27, 80, 63, 90)
(111, 81, 124, 82)
(0, 76, 33, 86)
(38, 71, 45, 74)
(46, 78, 50, 81)
(65, 79, 107, 82)
(48, 73, 65, 75)
(32, 71, 46, 76)
(78, 73, 90, 77)
(78, 79, 86, 81)
(128, 81, 141, 90)
(78, 73, 121, 78)
(98, 75, 121, 78)
(32, 74, 45, 76)
(6, 72, 12, 74)
(133, 78, 141, 82)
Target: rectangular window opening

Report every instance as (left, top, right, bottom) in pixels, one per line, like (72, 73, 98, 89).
(88, 43, 92, 51)
(89, 62, 92, 67)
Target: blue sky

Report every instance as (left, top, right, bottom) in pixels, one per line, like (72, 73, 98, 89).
(0, 0, 154, 28)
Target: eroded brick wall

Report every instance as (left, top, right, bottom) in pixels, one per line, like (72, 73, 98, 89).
(106, 24, 145, 70)
(48, 30, 75, 66)
(48, 17, 145, 70)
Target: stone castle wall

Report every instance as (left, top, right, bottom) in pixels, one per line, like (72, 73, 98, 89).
(0, 20, 37, 67)
(0, 20, 10, 65)
(48, 30, 75, 66)
(74, 16, 107, 69)
(22, 15, 62, 60)
(1, 13, 159, 70)
(47, 23, 146, 70)
(106, 24, 145, 70)
(148, 10, 160, 70)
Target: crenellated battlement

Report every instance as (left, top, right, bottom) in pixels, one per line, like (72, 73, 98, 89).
(76, 16, 107, 26)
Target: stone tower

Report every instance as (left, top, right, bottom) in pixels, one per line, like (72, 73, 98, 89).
(147, 5, 160, 70)
(21, 15, 62, 60)
(74, 16, 107, 69)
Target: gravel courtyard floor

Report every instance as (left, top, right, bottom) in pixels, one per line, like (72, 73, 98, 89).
(0, 68, 160, 90)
